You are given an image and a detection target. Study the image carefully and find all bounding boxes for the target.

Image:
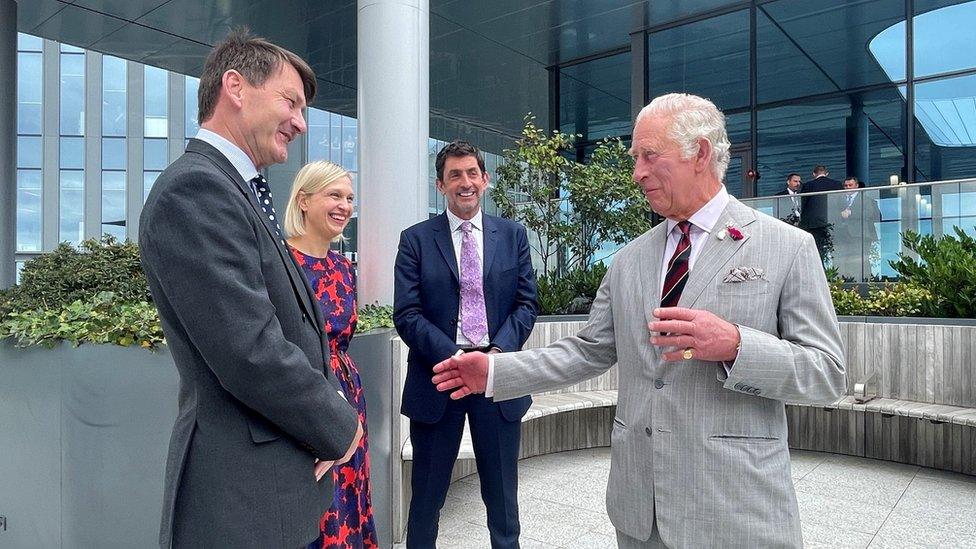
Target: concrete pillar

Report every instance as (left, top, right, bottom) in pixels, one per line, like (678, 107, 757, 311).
(0, 0, 16, 287)
(357, 0, 429, 306)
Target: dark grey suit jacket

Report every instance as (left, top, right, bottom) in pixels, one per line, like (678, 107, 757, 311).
(139, 139, 358, 548)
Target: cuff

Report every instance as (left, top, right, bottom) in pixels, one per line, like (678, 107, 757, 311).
(486, 354, 496, 398)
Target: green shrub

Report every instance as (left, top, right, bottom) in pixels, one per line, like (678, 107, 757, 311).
(5, 236, 150, 314)
(863, 283, 935, 317)
(356, 303, 394, 334)
(889, 227, 976, 318)
(536, 262, 609, 315)
(830, 283, 866, 316)
(0, 291, 164, 349)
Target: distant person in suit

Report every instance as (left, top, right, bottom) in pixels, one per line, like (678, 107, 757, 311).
(432, 93, 846, 548)
(140, 29, 361, 548)
(774, 173, 802, 223)
(800, 165, 844, 263)
(833, 176, 880, 282)
(394, 140, 539, 548)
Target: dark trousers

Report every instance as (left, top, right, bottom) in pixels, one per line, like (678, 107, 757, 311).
(406, 394, 522, 549)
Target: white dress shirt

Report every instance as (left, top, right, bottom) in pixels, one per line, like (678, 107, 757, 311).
(445, 208, 490, 347)
(195, 129, 259, 184)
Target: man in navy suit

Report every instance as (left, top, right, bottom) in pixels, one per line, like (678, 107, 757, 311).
(394, 140, 539, 548)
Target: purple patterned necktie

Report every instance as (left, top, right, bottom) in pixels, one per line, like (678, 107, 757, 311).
(459, 221, 488, 345)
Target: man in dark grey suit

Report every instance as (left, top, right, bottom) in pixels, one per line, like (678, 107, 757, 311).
(140, 30, 361, 548)
(799, 165, 844, 262)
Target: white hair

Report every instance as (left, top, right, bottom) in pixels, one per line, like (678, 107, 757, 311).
(635, 93, 731, 181)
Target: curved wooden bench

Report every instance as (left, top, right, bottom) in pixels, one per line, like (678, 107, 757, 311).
(786, 319, 976, 476)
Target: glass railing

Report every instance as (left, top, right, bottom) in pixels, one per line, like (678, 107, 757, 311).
(743, 179, 976, 283)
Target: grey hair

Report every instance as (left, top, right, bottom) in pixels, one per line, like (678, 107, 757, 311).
(635, 93, 731, 181)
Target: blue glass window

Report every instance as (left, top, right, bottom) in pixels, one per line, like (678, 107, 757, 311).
(103, 56, 127, 137)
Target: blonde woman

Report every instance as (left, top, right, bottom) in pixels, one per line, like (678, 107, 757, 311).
(285, 161, 377, 549)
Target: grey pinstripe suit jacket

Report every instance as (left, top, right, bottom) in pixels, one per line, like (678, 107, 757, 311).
(492, 197, 846, 548)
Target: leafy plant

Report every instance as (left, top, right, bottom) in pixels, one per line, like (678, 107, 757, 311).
(829, 282, 867, 316)
(536, 262, 609, 315)
(888, 227, 976, 317)
(863, 283, 935, 317)
(536, 272, 576, 315)
(0, 291, 164, 349)
(2, 236, 150, 316)
(492, 115, 650, 278)
(491, 115, 576, 276)
(356, 303, 394, 334)
(565, 139, 650, 270)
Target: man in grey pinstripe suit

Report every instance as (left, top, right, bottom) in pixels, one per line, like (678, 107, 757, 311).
(432, 93, 847, 548)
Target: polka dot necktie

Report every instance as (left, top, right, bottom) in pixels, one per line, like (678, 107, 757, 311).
(250, 174, 282, 240)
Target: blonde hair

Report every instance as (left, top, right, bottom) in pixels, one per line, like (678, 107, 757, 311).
(284, 160, 352, 240)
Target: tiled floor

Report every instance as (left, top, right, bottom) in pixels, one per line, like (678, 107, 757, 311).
(395, 448, 976, 548)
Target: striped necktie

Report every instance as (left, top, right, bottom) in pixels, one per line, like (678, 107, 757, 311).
(661, 221, 693, 308)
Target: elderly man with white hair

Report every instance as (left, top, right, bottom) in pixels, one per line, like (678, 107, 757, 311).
(430, 93, 847, 548)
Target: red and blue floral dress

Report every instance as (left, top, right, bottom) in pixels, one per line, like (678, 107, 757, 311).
(291, 248, 378, 549)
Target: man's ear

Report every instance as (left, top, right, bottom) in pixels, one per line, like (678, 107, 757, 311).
(695, 138, 713, 174)
(222, 70, 246, 109)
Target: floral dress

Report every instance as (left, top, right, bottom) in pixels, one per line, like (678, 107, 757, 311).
(291, 248, 378, 549)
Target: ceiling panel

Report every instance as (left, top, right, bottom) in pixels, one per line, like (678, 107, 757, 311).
(71, 0, 169, 21)
(30, 3, 127, 48)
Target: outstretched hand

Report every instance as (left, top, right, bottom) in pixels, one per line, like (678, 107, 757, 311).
(431, 351, 489, 400)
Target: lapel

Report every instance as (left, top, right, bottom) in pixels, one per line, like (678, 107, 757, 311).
(638, 223, 669, 328)
(431, 213, 460, 282)
(186, 139, 318, 328)
(482, 214, 499, 283)
(679, 198, 757, 308)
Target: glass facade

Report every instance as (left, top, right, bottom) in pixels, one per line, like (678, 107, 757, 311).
(556, 0, 976, 198)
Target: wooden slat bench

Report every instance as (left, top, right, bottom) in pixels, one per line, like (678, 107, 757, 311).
(786, 319, 976, 476)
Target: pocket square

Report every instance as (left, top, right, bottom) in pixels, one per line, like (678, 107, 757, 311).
(723, 266, 765, 283)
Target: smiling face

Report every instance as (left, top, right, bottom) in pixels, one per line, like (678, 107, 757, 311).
(630, 114, 715, 220)
(238, 63, 308, 169)
(436, 154, 489, 220)
(299, 176, 354, 242)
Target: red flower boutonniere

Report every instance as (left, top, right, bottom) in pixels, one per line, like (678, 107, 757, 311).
(716, 223, 745, 241)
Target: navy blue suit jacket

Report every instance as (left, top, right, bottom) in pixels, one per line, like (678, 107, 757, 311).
(394, 212, 539, 424)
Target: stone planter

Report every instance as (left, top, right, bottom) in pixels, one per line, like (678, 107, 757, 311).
(0, 328, 398, 548)
(0, 341, 178, 548)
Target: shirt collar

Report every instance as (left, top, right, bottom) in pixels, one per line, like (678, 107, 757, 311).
(446, 208, 483, 233)
(666, 185, 730, 236)
(195, 128, 260, 183)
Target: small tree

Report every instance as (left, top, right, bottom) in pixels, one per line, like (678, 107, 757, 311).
(565, 138, 650, 270)
(492, 116, 575, 276)
(492, 116, 650, 276)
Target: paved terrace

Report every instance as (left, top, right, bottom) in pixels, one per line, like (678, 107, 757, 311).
(395, 448, 976, 548)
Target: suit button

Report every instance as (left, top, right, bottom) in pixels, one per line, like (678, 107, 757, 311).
(654, 379, 665, 389)
(645, 427, 653, 437)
